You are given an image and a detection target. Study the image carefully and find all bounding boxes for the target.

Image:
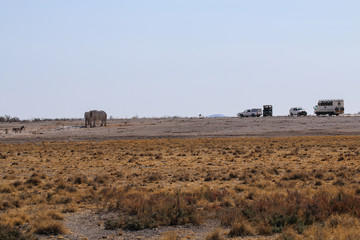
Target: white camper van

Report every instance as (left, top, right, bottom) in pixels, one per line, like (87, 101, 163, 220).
(314, 99, 344, 116)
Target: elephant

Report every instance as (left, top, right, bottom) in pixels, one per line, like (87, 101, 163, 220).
(84, 112, 91, 127)
(89, 110, 107, 127)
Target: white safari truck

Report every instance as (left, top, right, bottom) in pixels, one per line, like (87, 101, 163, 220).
(314, 99, 344, 116)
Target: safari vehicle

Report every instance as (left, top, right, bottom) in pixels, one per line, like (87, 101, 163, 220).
(314, 99, 344, 116)
(289, 107, 307, 116)
(263, 105, 273, 117)
(238, 108, 262, 117)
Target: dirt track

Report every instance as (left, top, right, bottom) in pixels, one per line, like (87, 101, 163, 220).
(1, 116, 360, 143)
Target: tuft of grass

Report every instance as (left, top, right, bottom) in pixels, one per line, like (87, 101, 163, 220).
(33, 220, 66, 235)
(0, 184, 14, 193)
(25, 177, 41, 186)
(1, 212, 30, 227)
(72, 174, 87, 184)
(145, 172, 162, 182)
(0, 223, 36, 240)
(276, 228, 300, 240)
(160, 231, 180, 240)
(206, 228, 223, 240)
(93, 174, 109, 185)
(46, 210, 64, 220)
(104, 190, 202, 230)
(228, 219, 255, 237)
(282, 172, 310, 181)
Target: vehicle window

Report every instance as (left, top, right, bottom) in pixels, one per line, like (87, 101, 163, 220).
(319, 101, 333, 106)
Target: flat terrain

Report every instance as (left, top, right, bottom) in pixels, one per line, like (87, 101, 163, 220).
(1, 116, 360, 143)
(1, 116, 360, 239)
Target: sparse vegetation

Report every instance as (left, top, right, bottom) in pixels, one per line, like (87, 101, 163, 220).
(1, 136, 360, 238)
(0, 223, 36, 240)
(0, 115, 82, 123)
(0, 115, 21, 123)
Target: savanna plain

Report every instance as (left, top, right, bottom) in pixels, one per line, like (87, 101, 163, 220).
(1, 117, 360, 240)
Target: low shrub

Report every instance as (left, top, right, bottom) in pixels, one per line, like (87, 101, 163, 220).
(46, 210, 64, 220)
(33, 220, 66, 235)
(276, 228, 299, 240)
(104, 219, 120, 230)
(221, 190, 360, 235)
(105, 190, 202, 230)
(282, 172, 310, 181)
(145, 172, 162, 182)
(72, 174, 87, 184)
(0, 184, 14, 193)
(93, 174, 109, 185)
(228, 219, 255, 237)
(0, 223, 36, 240)
(205, 228, 222, 240)
(161, 231, 180, 240)
(25, 177, 41, 186)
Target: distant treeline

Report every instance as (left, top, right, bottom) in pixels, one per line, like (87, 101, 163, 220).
(0, 115, 81, 123)
(0, 115, 21, 122)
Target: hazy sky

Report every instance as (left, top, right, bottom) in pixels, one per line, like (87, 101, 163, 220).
(1, 1, 359, 119)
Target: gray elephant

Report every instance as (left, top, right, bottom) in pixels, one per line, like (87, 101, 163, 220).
(84, 112, 91, 127)
(89, 110, 107, 127)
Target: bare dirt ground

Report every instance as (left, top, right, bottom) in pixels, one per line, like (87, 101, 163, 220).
(1, 116, 360, 143)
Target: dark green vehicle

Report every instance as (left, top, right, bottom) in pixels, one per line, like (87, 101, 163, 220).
(263, 105, 273, 117)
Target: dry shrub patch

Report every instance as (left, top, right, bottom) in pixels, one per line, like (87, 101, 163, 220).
(205, 228, 223, 240)
(25, 176, 41, 186)
(0, 223, 36, 240)
(0, 184, 14, 193)
(160, 231, 180, 240)
(228, 219, 255, 237)
(1, 136, 360, 237)
(104, 190, 202, 230)
(32, 220, 66, 235)
(221, 190, 360, 235)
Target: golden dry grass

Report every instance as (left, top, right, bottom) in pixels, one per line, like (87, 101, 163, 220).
(1, 136, 360, 238)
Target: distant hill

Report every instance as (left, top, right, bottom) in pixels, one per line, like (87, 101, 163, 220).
(207, 114, 226, 118)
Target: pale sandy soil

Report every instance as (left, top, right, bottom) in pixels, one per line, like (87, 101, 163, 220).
(1, 116, 360, 143)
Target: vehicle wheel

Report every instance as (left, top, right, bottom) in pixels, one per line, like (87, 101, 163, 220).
(290, 113, 293, 117)
(252, 114, 255, 117)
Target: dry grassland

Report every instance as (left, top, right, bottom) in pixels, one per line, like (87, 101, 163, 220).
(1, 136, 360, 239)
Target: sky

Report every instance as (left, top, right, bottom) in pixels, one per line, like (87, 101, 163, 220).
(1, 1, 359, 119)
